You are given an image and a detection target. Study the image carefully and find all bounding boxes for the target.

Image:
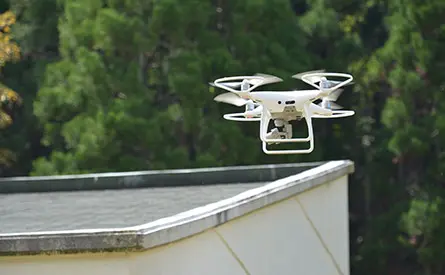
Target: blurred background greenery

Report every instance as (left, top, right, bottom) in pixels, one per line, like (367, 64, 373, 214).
(1, 0, 445, 274)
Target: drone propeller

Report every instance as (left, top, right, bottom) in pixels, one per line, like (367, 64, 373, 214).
(292, 69, 326, 83)
(254, 73, 283, 85)
(214, 92, 249, 107)
(293, 70, 354, 89)
(213, 92, 263, 117)
(209, 81, 244, 89)
(325, 88, 344, 101)
(209, 73, 283, 91)
(318, 89, 344, 110)
(320, 77, 355, 89)
(319, 99, 343, 110)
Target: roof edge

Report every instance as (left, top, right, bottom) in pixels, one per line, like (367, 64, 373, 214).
(0, 162, 325, 193)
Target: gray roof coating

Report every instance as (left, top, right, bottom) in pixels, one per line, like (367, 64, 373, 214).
(0, 182, 265, 234)
(0, 160, 354, 256)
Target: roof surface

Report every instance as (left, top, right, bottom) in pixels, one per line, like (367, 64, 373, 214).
(0, 183, 265, 234)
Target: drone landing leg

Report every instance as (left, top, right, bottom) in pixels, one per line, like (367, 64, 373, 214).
(261, 104, 314, 155)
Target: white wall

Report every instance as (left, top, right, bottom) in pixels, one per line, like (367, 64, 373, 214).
(0, 175, 349, 275)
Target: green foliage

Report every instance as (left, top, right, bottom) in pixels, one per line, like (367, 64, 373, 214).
(0, 10, 22, 171)
(400, 196, 445, 273)
(382, 98, 408, 129)
(1, 0, 445, 274)
(351, 0, 445, 273)
(28, 0, 319, 175)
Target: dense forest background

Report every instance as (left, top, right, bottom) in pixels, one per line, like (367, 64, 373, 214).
(0, 0, 444, 274)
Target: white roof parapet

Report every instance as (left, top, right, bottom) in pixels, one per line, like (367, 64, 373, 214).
(0, 162, 323, 193)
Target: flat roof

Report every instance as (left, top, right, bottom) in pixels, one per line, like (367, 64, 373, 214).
(0, 160, 354, 256)
(0, 182, 265, 234)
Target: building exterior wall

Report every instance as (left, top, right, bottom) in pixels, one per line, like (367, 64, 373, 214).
(0, 175, 349, 275)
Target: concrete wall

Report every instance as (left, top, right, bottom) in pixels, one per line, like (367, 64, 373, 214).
(0, 161, 353, 275)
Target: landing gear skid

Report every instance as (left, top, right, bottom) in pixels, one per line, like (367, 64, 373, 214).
(260, 103, 314, 154)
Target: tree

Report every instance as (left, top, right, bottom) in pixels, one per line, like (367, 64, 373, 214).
(31, 0, 318, 175)
(0, 0, 63, 177)
(0, 10, 21, 171)
(3, 0, 445, 274)
(348, 0, 445, 273)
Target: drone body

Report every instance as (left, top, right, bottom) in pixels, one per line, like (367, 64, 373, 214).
(250, 90, 331, 117)
(210, 70, 355, 155)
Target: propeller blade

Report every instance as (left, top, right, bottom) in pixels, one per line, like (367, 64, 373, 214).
(325, 80, 354, 87)
(253, 73, 283, 85)
(321, 80, 354, 90)
(327, 80, 355, 86)
(326, 89, 344, 101)
(214, 92, 248, 107)
(209, 81, 244, 88)
(329, 102, 343, 110)
(292, 69, 326, 83)
(255, 73, 279, 78)
(318, 100, 343, 110)
(223, 82, 244, 89)
(209, 82, 242, 89)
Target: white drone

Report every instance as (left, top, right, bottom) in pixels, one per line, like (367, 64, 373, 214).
(210, 70, 355, 155)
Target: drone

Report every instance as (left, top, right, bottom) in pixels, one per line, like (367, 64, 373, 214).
(209, 70, 355, 155)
